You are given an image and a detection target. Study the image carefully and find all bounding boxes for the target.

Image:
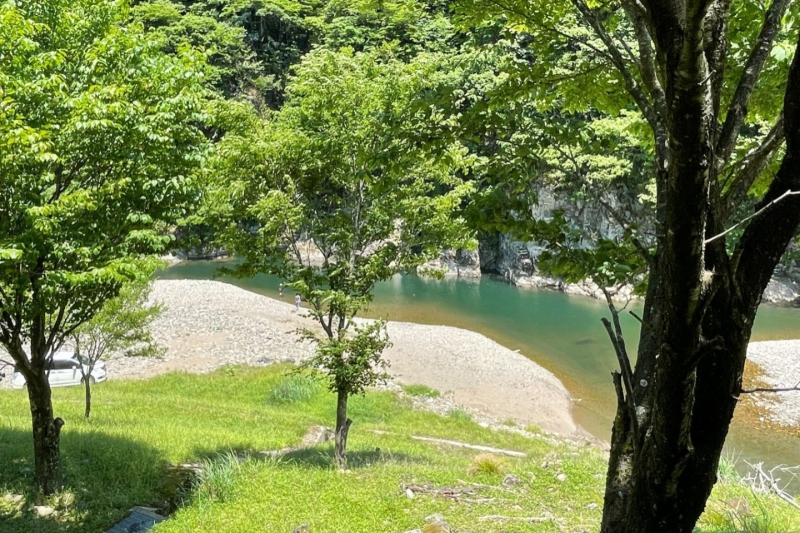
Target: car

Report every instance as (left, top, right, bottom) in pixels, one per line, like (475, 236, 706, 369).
(11, 351, 108, 389)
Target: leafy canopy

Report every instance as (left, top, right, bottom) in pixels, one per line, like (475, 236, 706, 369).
(0, 0, 208, 365)
(208, 48, 474, 393)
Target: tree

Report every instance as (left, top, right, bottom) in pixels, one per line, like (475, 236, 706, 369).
(456, 0, 800, 530)
(0, 0, 207, 494)
(72, 273, 165, 420)
(209, 49, 473, 468)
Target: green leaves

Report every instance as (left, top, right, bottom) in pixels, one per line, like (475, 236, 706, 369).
(0, 0, 208, 362)
(208, 48, 473, 398)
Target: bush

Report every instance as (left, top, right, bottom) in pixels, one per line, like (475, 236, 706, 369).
(266, 374, 319, 405)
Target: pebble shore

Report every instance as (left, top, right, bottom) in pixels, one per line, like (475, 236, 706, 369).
(0, 280, 578, 436)
(747, 340, 800, 427)
(3, 279, 798, 436)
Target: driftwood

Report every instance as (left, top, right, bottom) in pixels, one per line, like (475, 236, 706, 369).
(372, 430, 525, 457)
(478, 514, 550, 523)
(742, 461, 800, 511)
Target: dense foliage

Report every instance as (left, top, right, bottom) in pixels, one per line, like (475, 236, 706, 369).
(0, 0, 208, 494)
(208, 48, 474, 466)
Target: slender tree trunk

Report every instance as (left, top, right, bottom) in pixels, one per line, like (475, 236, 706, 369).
(334, 389, 351, 470)
(84, 375, 92, 420)
(26, 372, 63, 495)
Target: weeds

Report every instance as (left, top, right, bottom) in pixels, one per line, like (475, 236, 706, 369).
(402, 384, 440, 398)
(468, 453, 506, 476)
(266, 373, 319, 405)
(195, 451, 242, 507)
(447, 408, 473, 423)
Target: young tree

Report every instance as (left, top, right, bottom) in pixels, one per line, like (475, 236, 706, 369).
(209, 49, 473, 468)
(457, 0, 800, 530)
(0, 0, 207, 494)
(72, 275, 165, 420)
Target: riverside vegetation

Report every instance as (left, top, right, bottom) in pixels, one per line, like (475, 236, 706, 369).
(0, 365, 797, 533)
(4, 0, 800, 531)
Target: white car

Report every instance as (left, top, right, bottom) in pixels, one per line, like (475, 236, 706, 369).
(11, 351, 108, 389)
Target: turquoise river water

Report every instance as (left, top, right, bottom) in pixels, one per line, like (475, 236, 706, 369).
(161, 260, 800, 480)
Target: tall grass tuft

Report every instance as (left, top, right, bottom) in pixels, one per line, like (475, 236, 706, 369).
(702, 495, 798, 533)
(468, 453, 506, 476)
(402, 384, 440, 398)
(447, 408, 473, 423)
(267, 373, 319, 405)
(194, 451, 242, 507)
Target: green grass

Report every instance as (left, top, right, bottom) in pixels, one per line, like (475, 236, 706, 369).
(265, 372, 319, 405)
(401, 384, 441, 398)
(0, 365, 797, 533)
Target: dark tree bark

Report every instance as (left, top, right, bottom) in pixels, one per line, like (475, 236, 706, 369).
(334, 389, 352, 470)
(25, 370, 64, 495)
(594, 4, 800, 532)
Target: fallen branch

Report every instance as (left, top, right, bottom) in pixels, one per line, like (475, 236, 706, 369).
(478, 514, 550, 523)
(371, 429, 526, 457)
(742, 461, 800, 511)
(408, 436, 526, 458)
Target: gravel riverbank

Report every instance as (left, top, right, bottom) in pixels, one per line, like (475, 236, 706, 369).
(746, 340, 800, 427)
(4, 279, 797, 436)
(0, 280, 577, 435)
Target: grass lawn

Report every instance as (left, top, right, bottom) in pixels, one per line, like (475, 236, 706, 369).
(0, 365, 797, 532)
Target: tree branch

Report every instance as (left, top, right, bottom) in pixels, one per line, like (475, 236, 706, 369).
(621, 0, 668, 121)
(571, 0, 661, 133)
(716, 0, 790, 167)
(740, 381, 800, 394)
(720, 113, 785, 220)
(706, 189, 800, 244)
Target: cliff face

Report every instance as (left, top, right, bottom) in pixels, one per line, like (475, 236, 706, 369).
(429, 187, 800, 306)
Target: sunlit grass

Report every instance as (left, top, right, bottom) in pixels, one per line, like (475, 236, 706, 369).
(0, 365, 797, 533)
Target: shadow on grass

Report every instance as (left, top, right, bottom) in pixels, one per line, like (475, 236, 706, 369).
(0, 427, 168, 533)
(274, 446, 421, 469)
(189, 444, 423, 471)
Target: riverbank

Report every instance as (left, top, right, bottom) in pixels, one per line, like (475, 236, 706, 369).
(747, 340, 800, 428)
(106, 280, 579, 436)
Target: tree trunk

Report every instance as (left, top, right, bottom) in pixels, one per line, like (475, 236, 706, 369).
(600, 27, 800, 533)
(84, 375, 92, 420)
(26, 372, 64, 495)
(334, 389, 351, 470)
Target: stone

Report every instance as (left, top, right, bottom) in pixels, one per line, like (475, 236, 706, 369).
(3, 494, 23, 504)
(421, 523, 450, 533)
(502, 473, 521, 487)
(424, 513, 446, 523)
(405, 488, 415, 499)
(556, 473, 568, 482)
(403, 530, 422, 533)
(587, 503, 599, 510)
(34, 505, 55, 517)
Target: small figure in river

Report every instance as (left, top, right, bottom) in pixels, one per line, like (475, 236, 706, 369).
(279, 283, 285, 297)
(294, 293, 301, 312)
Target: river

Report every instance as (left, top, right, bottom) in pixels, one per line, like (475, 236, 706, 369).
(161, 260, 800, 479)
